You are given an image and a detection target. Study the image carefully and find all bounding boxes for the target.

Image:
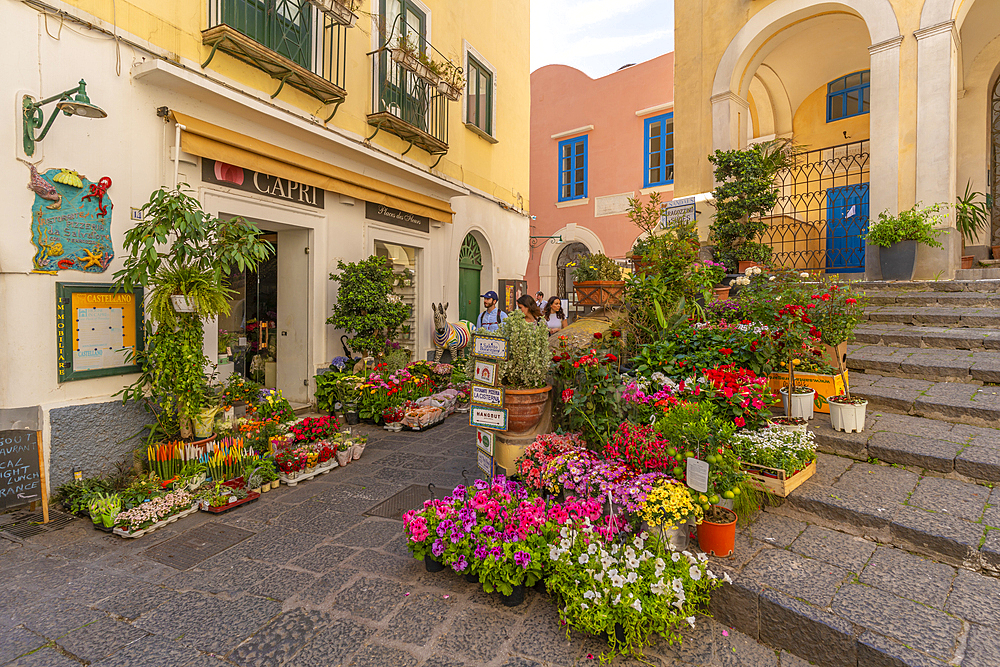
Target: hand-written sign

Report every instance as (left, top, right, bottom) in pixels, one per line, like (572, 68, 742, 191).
(472, 385, 504, 408)
(474, 360, 498, 387)
(0, 431, 41, 510)
(470, 405, 508, 431)
(365, 202, 430, 233)
(472, 334, 508, 360)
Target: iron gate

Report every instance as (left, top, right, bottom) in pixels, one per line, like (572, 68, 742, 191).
(763, 140, 870, 273)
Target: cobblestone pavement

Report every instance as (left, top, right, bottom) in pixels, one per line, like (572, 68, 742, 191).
(1, 418, 791, 667)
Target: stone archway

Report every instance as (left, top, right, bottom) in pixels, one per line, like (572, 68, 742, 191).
(556, 242, 590, 300)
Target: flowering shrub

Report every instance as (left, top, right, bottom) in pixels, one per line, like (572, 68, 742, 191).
(605, 423, 686, 477)
(255, 389, 294, 422)
(288, 416, 340, 444)
(632, 321, 777, 379)
(222, 374, 261, 407)
(552, 334, 625, 447)
(516, 433, 585, 491)
(114, 490, 193, 533)
(699, 365, 773, 429)
(547, 528, 725, 663)
(541, 449, 598, 495)
(731, 428, 816, 476)
(638, 479, 702, 530)
(808, 282, 866, 348)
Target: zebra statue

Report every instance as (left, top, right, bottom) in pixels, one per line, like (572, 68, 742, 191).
(432, 303, 472, 363)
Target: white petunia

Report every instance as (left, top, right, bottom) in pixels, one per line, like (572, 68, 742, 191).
(686, 616, 696, 628)
(671, 552, 681, 562)
(689, 565, 702, 581)
(588, 542, 598, 555)
(631, 599, 642, 613)
(625, 572, 638, 584)
(723, 572, 733, 584)
(584, 589, 595, 599)
(578, 553, 590, 565)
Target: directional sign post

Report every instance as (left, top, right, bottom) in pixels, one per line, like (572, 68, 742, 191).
(470, 333, 510, 481)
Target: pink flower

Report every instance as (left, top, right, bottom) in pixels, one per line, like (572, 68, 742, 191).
(734, 416, 745, 427)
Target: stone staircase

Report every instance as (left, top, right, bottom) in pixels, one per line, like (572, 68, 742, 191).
(713, 279, 1000, 667)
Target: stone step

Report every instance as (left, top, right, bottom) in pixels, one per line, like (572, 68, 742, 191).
(809, 411, 1000, 483)
(845, 344, 1000, 383)
(853, 324, 1000, 350)
(863, 305, 1000, 327)
(711, 499, 1000, 667)
(866, 291, 1000, 306)
(848, 371, 1000, 428)
(854, 279, 1000, 293)
(956, 267, 1000, 280)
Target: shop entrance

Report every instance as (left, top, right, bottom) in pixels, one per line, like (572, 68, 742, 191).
(458, 233, 482, 324)
(375, 240, 418, 358)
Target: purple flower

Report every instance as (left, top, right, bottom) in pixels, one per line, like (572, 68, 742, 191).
(458, 507, 476, 524)
(453, 485, 467, 499)
(432, 539, 445, 558)
(449, 527, 466, 543)
(437, 519, 455, 538)
(474, 546, 489, 560)
(451, 555, 468, 572)
(490, 546, 503, 561)
(513, 551, 531, 569)
(474, 479, 489, 490)
(480, 525, 497, 539)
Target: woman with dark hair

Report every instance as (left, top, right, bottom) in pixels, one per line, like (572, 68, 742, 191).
(516, 294, 543, 324)
(544, 296, 568, 334)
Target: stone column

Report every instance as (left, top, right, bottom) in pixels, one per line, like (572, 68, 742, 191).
(866, 36, 904, 280)
(710, 92, 750, 151)
(913, 21, 961, 280)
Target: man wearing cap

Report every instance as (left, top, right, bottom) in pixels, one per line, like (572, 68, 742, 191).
(476, 291, 508, 332)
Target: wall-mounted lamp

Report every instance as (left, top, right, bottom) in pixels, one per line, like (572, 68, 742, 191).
(22, 79, 107, 157)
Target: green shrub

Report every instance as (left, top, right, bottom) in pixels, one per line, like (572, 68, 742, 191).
(865, 204, 944, 249)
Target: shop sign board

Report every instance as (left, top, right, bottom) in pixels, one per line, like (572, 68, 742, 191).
(476, 429, 495, 456)
(472, 334, 508, 360)
(473, 359, 498, 386)
(202, 159, 324, 209)
(56, 283, 145, 382)
(0, 431, 42, 511)
(472, 385, 504, 408)
(477, 450, 494, 479)
(662, 196, 696, 229)
(470, 405, 508, 431)
(365, 202, 430, 233)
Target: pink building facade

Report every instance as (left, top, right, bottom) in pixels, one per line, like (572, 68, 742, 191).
(527, 54, 675, 302)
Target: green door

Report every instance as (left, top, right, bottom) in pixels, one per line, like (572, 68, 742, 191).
(458, 233, 483, 324)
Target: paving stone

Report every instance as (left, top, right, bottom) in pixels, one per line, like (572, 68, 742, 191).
(284, 617, 374, 667)
(853, 385, 919, 412)
(715, 624, 781, 667)
(962, 623, 1000, 667)
(0, 626, 47, 663)
(983, 531, 1000, 575)
(859, 546, 956, 608)
(55, 616, 147, 663)
(741, 549, 849, 607)
(290, 544, 359, 574)
(907, 477, 989, 521)
(348, 643, 419, 667)
(17, 596, 104, 638)
(241, 528, 327, 564)
(708, 572, 761, 641)
(228, 608, 331, 667)
(985, 491, 1000, 527)
(5, 647, 81, 667)
(333, 518, 403, 549)
(271, 504, 356, 537)
(91, 633, 203, 667)
(867, 432, 962, 473)
(833, 462, 919, 505)
(332, 575, 406, 621)
(420, 655, 470, 667)
(954, 446, 1000, 483)
(180, 655, 232, 667)
(857, 631, 948, 667)
(757, 589, 856, 667)
(789, 524, 876, 571)
(314, 483, 399, 513)
(779, 650, 814, 667)
(890, 505, 984, 563)
(134, 590, 282, 653)
(651, 614, 717, 666)
(439, 606, 514, 664)
(945, 569, 1000, 628)
(380, 591, 453, 645)
(831, 583, 961, 661)
(95, 581, 182, 620)
(344, 548, 423, 579)
(872, 376, 935, 391)
(293, 568, 358, 605)
(745, 514, 807, 548)
(510, 601, 580, 666)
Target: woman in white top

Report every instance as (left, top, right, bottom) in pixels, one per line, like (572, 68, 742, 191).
(544, 296, 568, 334)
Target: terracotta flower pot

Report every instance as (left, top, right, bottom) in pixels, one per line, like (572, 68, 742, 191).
(962, 255, 975, 270)
(503, 385, 552, 435)
(713, 286, 731, 301)
(698, 506, 738, 557)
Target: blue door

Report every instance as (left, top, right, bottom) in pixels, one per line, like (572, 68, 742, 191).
(826, 183, 869, 273)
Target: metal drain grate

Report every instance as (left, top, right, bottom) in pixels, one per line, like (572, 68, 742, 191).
(365, 484, 434, 520)
(143, 521, 255, 570)
(0, 510, 78, 539)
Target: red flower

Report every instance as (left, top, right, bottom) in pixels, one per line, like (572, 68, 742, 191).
(734, 416, 745, 427)
(845, 298, 857, 305)
(811, 295, 821, 300)
(593, 332, 603, 340)
(605, 353, 619, 362)
(561, 388, 575, 402)
(552, 355, 562, 362)
(719, 347, 733, 356)
(821, 294, 831, 301)
(611, 330, 622, 338)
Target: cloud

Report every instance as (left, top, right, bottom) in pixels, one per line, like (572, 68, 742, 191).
(531, 0, 674, 78)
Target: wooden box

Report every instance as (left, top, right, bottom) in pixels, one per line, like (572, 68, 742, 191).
(573, 281, 625, 307)
(741, 460, 816, 497)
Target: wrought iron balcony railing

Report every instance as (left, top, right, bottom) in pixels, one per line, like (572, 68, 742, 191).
(367, 47, 450, 159)
(203, 0, 348, 118)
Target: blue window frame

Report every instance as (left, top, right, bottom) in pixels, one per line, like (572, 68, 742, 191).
(644, 113, 674, 188)
(558, 135, 588, 201)
(827, 70, 870, 122)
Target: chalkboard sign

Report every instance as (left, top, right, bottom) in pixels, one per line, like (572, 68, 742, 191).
(0, 431, 42, 510)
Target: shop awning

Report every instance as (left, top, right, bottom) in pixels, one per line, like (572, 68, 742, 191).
(171, 112, 454, 224)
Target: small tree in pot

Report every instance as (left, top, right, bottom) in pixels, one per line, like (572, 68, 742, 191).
(327, 256, 411, 358)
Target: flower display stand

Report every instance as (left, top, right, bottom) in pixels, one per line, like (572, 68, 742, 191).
(279, 460, 338, 487)
(113, 504, 199, 539)
(740, 460, 816, 497)
(201, 491, 261, 514)
(573, 281, 625, 307)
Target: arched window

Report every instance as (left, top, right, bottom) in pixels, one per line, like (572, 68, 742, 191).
(827, 71, 870, 122)
(556, 242, 589, 299)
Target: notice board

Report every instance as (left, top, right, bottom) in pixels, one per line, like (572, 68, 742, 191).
(0, 431, 42, 510)
(56, 282, 144, 382)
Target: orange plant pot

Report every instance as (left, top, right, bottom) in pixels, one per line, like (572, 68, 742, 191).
(697, 506, 737, 557)
(503, 385, 552, 435)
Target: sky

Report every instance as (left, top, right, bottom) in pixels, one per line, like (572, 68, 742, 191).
(530, 0, 675, 79)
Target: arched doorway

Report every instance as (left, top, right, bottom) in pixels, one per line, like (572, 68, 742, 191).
(556, 242, 589, 300)
(458, 233, 483, 323)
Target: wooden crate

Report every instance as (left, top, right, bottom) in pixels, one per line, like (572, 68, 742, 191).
(573, 281, 625, 307)
(741, 460, 816, 497)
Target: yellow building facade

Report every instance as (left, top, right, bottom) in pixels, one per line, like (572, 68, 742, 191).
(675, 0, 1000, 279)
(2, 0, 529, 486)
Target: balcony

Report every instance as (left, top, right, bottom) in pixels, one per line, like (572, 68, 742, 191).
(367, 47, 451, 158)
(203, 0, 348, 116)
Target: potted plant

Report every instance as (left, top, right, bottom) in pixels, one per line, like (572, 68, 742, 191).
(865, 204, 945, 281)
(570, 253, 625, 307)
(955, 182, 990, 269)
(352, 435, 367, 460)
(698, 505, 738, 557)
(767, 415, 807, 433)
(734, 242, 773, 273)
(306, 0, 359, 27)
(335, 441, 352, 466)
(480, 311, 551, 435)
(780, 384, 815, 420)
(328, 256, 411, 360)
(637, 478, 703, 551)
(114, 187, 272, 441)
(436, 60, 464, 101)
